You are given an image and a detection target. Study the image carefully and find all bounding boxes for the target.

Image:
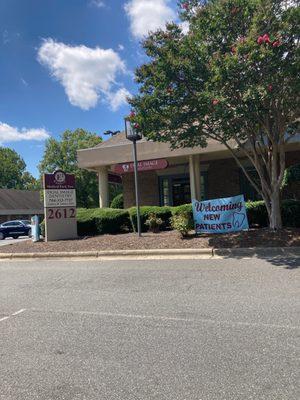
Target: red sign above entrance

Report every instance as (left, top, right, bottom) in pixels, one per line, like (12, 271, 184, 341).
(113, 159, 168, 174)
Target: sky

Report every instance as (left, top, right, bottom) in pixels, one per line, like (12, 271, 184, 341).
(0, 0, 184, 177)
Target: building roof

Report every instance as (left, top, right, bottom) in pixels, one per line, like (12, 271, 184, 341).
(94, 131, 148, 148)
(78, 132, 230, 170)
(0, 189, 44, 215)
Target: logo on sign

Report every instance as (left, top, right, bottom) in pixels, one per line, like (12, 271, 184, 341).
(54, 171, 66, 184)
(122, 164, 130, 172)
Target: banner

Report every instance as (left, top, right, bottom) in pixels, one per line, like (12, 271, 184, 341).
(192, 195, 249, 234)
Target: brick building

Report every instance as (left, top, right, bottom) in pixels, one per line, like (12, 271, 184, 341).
(77, 132, 300, 209)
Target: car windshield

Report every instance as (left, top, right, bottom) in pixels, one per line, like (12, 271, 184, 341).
(21, 220, 31, 226)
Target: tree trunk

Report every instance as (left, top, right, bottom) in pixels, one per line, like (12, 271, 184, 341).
(269, 188, 282, 230)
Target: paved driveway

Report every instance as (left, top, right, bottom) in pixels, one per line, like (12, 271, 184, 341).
(0, 257, 299, 399)
(0, 236, 30, 247)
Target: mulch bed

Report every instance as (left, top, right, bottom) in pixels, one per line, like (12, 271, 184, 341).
(0, 228, 299, 253)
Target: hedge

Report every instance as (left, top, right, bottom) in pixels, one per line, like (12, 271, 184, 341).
(129, 206, 173, 232)
(110, 193, 124, 209)
(77, 208, 131, 236)
(40, 199, 299, 238)
(245, 199, 300, 228)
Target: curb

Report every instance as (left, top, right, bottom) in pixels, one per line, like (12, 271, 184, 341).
(213, 247, 300, 258)
(0, 247, 299, 260)
(0, 248, 214, 260)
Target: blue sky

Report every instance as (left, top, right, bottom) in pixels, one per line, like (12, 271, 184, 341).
(0, 0, 182, 177)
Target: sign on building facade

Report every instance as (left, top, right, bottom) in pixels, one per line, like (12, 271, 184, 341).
(113, 158, 168, 174)
(192, 194, 249, 234)
(43, 170, 77, 241)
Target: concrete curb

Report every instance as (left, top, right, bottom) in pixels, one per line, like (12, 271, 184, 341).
(0, 248, 214, 260)
(0, 247, 299, 260)
(213, 247, 300, 258)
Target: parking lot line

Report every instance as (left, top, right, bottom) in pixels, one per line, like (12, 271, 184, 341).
(29, 307, 300, 331)
(0, 308, 26, 323)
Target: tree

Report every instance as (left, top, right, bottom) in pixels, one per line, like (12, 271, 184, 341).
(39, 129, 102, 208)
(21, 172, 41, 190)
(130, 0, 300, 229)
(0, 147, 26, 189)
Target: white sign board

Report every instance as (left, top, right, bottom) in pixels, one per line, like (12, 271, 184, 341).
(44, 189, 76, 207)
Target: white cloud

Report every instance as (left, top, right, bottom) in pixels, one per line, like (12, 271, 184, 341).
(90, 0, 105, 8)
(106, 88, 131, 111)
(0, 122, 50, 144)
(37, 39, 128, 111)
(180, 21, 190, 35)
(124, 0, 176, 39)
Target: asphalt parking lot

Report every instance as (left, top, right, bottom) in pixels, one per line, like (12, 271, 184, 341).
(0, 236, 29, 247)
(0, 257, 299, 399)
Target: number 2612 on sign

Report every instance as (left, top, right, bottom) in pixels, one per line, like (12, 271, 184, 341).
(48, 208, 76, 220)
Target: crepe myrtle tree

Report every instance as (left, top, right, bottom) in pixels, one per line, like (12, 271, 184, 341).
(129, 0, 299, 230)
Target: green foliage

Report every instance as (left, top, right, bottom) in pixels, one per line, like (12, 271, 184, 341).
(172, 203, 193, 218)
(44, 198, 300, 238)
(110, 193, 124, 209)
(0, 147, 38, 189)
(77, 208, 131, 236)
(145, 213, 163, 233)
(39, 129, 102, 208)
(245, 201, 269, 227)
(246, 200, 300, 227)
(109, 184, 123, 205)
(170, 212, 194, 237)
(129, 206, 173, 232)
(130, 0, 299, 229)
(21, 172, 41, 190)
(282, 164, 300, 187)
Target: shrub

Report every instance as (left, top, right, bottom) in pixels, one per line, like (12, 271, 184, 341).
(145, 213, 163, 233)
(77, 208, 131, 236)
(129, 206, 172, 232)
(245, 201, 268, 227)
(170, 212, 194, 238)
(172, 203, 193, 219)
(110, 193, 124, 209)
(77, 208, 98, 236)
(281, 199, 300, 227)
(245, 199, 300, 228)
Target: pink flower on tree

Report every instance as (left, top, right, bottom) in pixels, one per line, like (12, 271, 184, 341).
(134, 123, 140, 129)
(129, 111, 136, 119)
(257, 36, 264, 45)
(257, 34, 271, 45)
(212, 99, 219, 106)
(182, 2, 189, 10)
(268, 84, 273, 92)
(272, 40, 281, 47)
(262, 34, 271, 44)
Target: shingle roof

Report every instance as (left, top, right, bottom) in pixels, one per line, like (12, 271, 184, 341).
(0, 189, 43, 213)
(95, 131, 149, 148)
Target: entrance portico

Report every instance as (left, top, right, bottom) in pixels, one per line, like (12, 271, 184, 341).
(77, 132, 300, 208)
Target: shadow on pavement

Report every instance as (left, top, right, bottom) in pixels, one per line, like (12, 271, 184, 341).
(214, 248, 300, 270)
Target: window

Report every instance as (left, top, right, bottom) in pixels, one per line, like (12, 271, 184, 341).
(159, 172, 208, 206)
(2, 221, 21, 227)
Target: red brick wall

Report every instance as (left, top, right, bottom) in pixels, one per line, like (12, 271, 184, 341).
(121, 150, 300, 207)
(123, 171, 160, 208)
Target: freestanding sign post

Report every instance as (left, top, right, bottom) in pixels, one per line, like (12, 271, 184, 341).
(43, 170, 77, 241)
